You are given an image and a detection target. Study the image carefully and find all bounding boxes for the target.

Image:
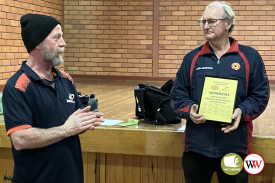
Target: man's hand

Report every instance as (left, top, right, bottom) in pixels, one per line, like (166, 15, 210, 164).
(62, 106, 104, 137)
(88, 111, 104, 130)
(10, 106, 105, 150)
(190, 104, 206, 124)
(221, 108, 242, 133)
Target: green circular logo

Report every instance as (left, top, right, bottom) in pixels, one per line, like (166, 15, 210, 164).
(221, 153, 243, 175)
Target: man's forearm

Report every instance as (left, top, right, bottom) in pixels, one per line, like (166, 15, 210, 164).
(10, 126, 67, 150)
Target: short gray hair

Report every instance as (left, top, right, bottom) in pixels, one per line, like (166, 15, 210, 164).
(206, 1, 235, 34)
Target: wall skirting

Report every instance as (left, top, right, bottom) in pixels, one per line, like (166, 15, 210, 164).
(70, 75, 175, 82)
(1, 77, 274, 92)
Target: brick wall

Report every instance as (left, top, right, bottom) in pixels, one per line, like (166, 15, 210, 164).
(63, 0, 154, 78)
(160, 0, 275, 79)
(1, 0, 275, 84)
(63, 0, 275, 81)
(0, 0, 63, 87)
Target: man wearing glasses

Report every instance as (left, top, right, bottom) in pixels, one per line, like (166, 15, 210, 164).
(170, 1, 269, 183)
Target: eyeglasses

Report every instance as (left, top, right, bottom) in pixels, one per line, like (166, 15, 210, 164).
(198, 19, 226, 27)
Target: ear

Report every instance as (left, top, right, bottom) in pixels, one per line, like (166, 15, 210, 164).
(225, 21, 232, 31)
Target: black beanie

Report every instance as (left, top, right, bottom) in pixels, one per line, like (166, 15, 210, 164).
(20, 13, 61, 53)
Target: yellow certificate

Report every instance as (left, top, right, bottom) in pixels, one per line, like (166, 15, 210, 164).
(198, 76, 238, 123)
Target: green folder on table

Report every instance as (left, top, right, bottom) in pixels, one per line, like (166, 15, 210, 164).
(116, 119, 139, 127)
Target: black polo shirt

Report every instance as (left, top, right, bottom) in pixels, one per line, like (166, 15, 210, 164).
(3, 61, 84, 183)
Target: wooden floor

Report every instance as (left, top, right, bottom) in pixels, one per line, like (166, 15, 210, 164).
(74, 78, 150, 121)
(74, 78, 176, 130)
(74, 78, 275, 137)
(253, 85, 275, 137)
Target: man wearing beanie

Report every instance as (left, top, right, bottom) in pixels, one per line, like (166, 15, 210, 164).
(2, 13, 104, 183)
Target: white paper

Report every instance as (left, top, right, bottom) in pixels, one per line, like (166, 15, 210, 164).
(177, 125, 186, 132)
(100, 119, 123, 126)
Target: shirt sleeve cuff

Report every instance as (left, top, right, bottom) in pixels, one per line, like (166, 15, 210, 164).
(7, 125, 32, 136)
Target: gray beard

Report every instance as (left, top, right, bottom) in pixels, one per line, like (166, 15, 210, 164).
(41, 42, 65, 67)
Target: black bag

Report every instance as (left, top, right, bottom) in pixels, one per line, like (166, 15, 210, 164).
(134, 80, 181, 125)
(78, 92, 99, 112)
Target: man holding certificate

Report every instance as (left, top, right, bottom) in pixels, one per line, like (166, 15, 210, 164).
(170, 1, 269, 183)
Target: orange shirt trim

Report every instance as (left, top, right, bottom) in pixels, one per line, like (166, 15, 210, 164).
(7, 125, 32, 136)
(15, 73, 31, 92)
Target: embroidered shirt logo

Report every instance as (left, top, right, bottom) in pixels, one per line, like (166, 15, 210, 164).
(66, 93, 75, 103)
(231, 63, 241, 70)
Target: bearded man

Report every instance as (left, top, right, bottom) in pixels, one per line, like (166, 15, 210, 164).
(2, 14, 104, 183)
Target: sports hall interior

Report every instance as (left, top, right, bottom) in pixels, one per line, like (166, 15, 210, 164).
(0, 0, 275, 183)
